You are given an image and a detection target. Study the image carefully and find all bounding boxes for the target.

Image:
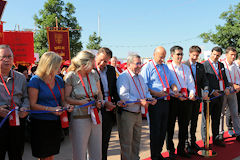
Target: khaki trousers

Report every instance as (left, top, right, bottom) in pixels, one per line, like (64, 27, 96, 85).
(117, 111, 142, 160)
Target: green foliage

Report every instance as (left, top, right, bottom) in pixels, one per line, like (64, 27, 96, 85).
(200, 3, 240, 54)
(86, 32, 102, 50)
(34, 0, 82, 58)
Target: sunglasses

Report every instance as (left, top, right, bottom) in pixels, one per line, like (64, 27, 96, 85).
(175, 53, 183, 56)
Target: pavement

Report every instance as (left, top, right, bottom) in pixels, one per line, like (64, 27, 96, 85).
(20, 114, 227, 160)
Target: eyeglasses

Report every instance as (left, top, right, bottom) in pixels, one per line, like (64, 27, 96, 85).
(134, 62, 142, 66)
(0, 55, 13, 61)
(175, 53, 183, 56)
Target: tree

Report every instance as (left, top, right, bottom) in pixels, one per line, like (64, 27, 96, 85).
(86, 32, 102, 50)
(200, 3, 240, 53)
(34, 0, 82, 57)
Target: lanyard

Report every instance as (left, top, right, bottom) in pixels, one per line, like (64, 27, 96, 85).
(0, 71, 15, 108)
(189, 63, 198, 96)
(224, 60, 236, 84)
(208, 59, 223, 80)
(151, 60, 170, 89)
(171, 63, 185, 88)
(127, 69, 145, 99)
(78, 73, 94, 99)
(46, 80, 62, 106)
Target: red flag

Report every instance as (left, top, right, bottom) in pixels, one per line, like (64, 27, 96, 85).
(0, 22, 3, 44)
(3, 31, 35, 65)
(47, 28, 71, 60)
(0, 1, 7, 20)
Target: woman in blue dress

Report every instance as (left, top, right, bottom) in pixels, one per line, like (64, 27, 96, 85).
(28, 52, 73, 160)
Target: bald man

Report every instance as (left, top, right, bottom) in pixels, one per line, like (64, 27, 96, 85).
(141, 46, 178, 160)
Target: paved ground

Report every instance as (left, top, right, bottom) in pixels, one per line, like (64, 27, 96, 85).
(20, 114, 227, 160)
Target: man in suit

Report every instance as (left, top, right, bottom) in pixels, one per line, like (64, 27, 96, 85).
(95, 47, 120, 160)
(202, 46, 230, 147)
(184, 46, 209, 154)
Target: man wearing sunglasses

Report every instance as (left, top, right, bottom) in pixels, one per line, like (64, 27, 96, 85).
(166, 46, 196, 159)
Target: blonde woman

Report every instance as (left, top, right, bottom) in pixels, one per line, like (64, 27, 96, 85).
(28, 52, 73, 160)
(64, 50, 103, 160)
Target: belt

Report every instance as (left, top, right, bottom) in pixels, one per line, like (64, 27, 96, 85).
(121, 109, 140, 114)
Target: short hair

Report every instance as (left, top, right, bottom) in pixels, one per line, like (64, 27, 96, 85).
(127, 54, 141, 65)
(189, 45, 201, 53)
(170, 46, 183, 54)
(211, 46, 223, 54)
(31, 66, 37, 74)
(35, 51, 62, 80)
(226, 46, 237, 54)
(67, 50, 95, 72)
(98, 47, 112, 58)
(17, 64, 28, 73)
(0, 44, 13, 56)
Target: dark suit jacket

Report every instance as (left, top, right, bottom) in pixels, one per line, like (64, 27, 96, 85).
(95, 65, 120, 105)
(184, 60, 209, 97)
(203, 60, 229, 94)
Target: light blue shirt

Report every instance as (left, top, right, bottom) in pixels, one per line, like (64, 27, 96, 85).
(209, 58, 219, 75)
(117, 69, 152, 113)
(140, 60, 175, 92)
(190, 61, 196, 80)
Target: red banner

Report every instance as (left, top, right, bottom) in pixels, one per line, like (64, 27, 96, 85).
(0, 22, 3, 44)
(47, 28, 70, 60)
(3, 31, 35, 64)
(0, 1, 7, 20)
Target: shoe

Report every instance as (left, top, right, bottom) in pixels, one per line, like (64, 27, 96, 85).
(168, 151, 177, 160)
(228, 130, 236, 137)
(236, 135, 240, 142)
(159, 154, 167, 160)
(191, 142, 202, 150)
(177, 150, 191, 158)
(219, 134, 224, 140)
(187, 146, 196, 155)
(213, 139, 226, 147)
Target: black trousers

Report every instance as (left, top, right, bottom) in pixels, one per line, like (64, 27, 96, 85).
(201, 96, 223, 141)
(166, 98, 192, 152)
(148, 99, 169, 160)
(0, 118, 25, 160)
(188, 101, 201, 145)
(101, 109, 116, 160)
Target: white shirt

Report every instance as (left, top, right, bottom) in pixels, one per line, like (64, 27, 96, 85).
(224, 60, 240, 85)
(97, 66, 109, 98)
(117, 68, 152, 113)
(167, 62, 196, 96)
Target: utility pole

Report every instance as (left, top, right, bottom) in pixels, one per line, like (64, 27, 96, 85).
(98, 15, 100, 37)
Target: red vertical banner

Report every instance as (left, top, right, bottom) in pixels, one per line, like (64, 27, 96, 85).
(3, 31, 35, 65)
(47, 28, 70, 60)
(0, 22, 3, 44)
(0, 1, 7, 20)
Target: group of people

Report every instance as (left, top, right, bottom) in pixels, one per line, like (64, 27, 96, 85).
(0, 44, 240, 160)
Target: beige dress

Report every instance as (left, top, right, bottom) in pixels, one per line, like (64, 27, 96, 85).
(64, 69, 102, 160)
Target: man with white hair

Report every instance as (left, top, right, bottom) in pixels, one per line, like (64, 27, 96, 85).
(117, 54, 157, 160)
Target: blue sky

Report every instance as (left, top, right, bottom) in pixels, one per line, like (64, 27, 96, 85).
(1, 0, 238, 60)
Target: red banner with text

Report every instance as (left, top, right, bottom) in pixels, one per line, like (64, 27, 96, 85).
(47, 28, 70, 61)
(3, 31, 35, 65)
